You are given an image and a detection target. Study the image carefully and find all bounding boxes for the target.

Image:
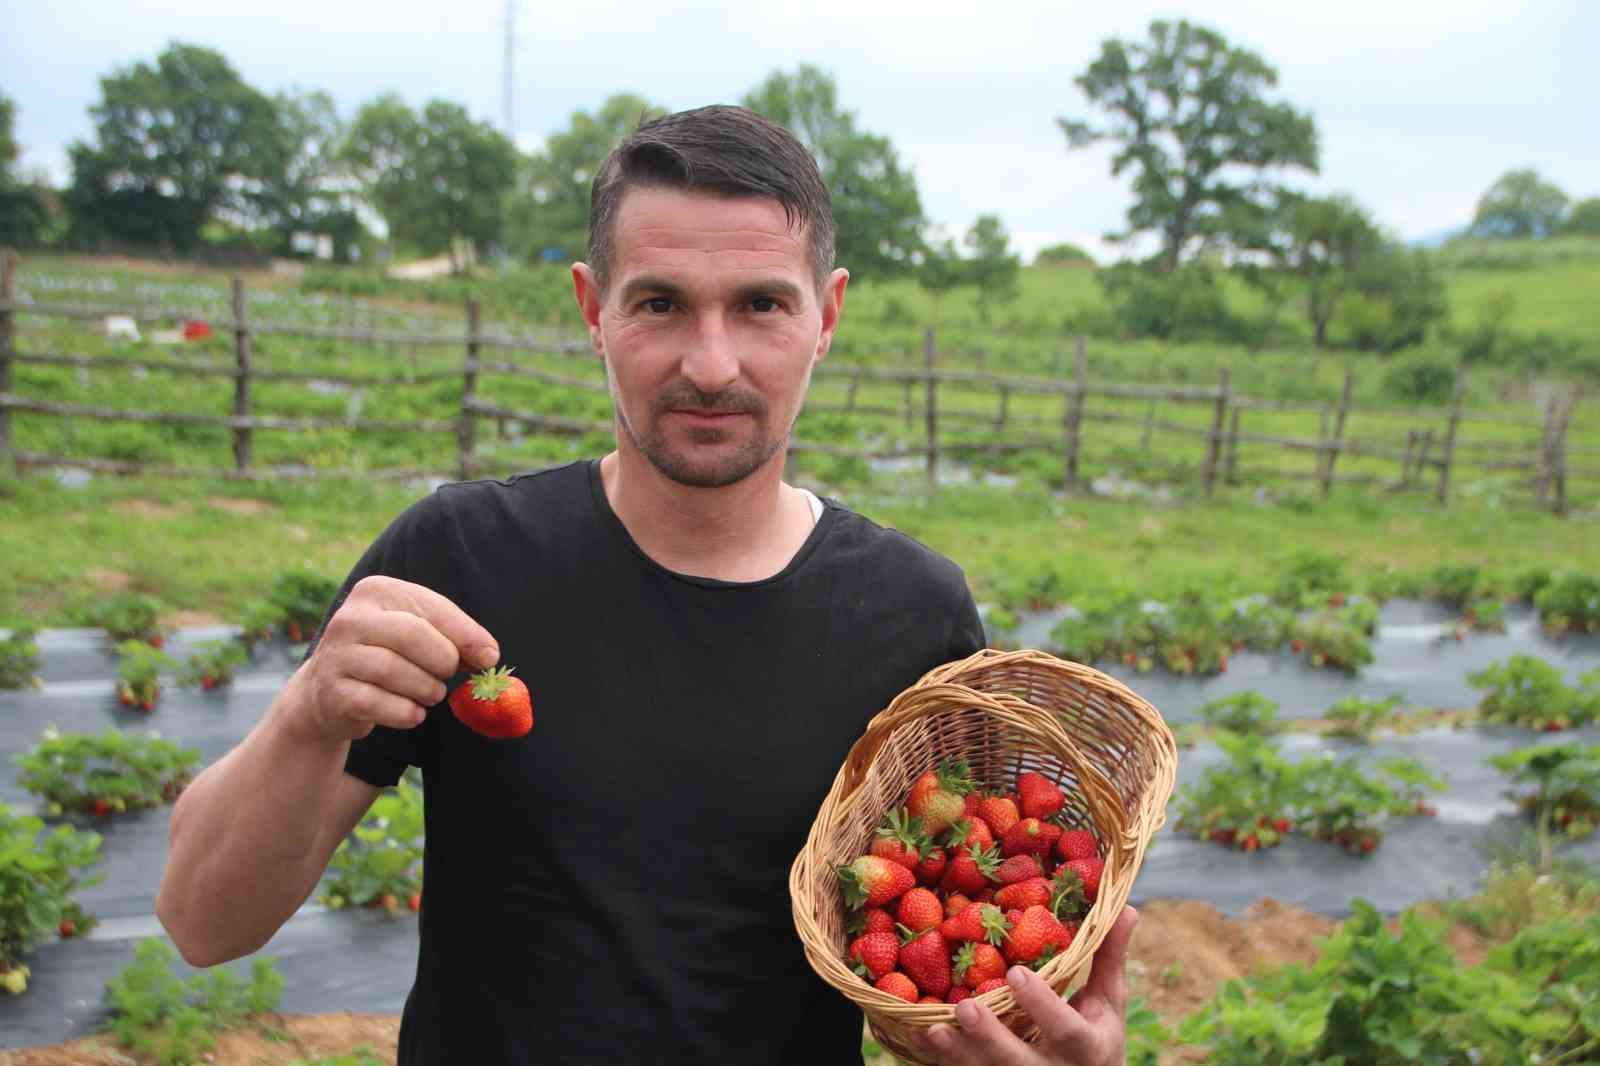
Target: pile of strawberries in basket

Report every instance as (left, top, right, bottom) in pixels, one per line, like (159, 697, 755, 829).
(836, 759, 1105, 1004)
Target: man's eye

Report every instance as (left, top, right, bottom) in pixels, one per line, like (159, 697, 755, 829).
(644, 297, 673, 314)
(751, 297, 779, 313)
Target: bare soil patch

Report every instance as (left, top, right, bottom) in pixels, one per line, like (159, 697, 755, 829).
(112, 499, 189, 521)
(85, 568, 133, 593)
(206, 497, 277, 517)
(0, 1013, 400, 1066)
(161, 609, 227, 628)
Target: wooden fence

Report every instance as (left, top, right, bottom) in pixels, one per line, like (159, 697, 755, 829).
(0, 253, 1589, 513)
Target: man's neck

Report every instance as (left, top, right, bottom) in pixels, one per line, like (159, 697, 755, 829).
(598, 449, 815, 583)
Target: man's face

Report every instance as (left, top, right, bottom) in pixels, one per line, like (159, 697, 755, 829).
(573, 186, 848, 489)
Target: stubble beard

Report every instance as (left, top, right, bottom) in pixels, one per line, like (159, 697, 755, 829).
(612, 378, 792, 489)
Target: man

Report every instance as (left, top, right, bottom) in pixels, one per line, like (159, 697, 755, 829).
(157, 105, 1136, 1065)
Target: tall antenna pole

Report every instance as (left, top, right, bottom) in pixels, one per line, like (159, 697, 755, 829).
(502, 0, 516, 138)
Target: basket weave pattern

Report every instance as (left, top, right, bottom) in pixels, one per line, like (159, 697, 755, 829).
(790, 649, 1177, 1062)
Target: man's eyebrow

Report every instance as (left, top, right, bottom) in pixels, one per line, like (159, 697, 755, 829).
(615, 275, 806, 305)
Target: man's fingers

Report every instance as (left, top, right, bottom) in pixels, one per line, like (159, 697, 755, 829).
(355, 576, 499, 671)
(342, 643, 449, 708)
(1008, 963, 1092, 1049)
(331, 677, 430, 731)
(1071, 905, 1139, 1016)
(922, 996, 1033, 1066)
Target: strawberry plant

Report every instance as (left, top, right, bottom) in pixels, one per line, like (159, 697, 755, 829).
(1374, 756, 1446, 818)
(1462, 597, 1505, 632)
(267, 568, 340, 643)
(1513, 566, 1554, 605)
(0, 802, 103, 991)
(1198, 691, 1281, 736)
(1220, 596, 1296, 652)
(1480, 914, 1600, 1064)
(1362, 564, 1426, 604)
(14, 727, 200, 817)
(92, 592, 167, 645)
(1446, 861, 1600, 941)
(1124, 995, 1170, 1066)
(235, 598, 285, 650)
(1489, 743, 1600, 860)
(1294, 757, 1399, 855)
(1426, 561, 1489, 608)
(323, 777, 425, 911)
(1289, 608, 1375, 673)
(983, 604, 1020, 649)
(104, 938, 283, 1066)
(0, 625, 42, 689)
(1174, 731, 1300, 851)
(1534, 572, 1600, 637)
(116, 639, 178, 710)
(1323, 694, 1404, 742)
(1270, 549, 1348, 608)
(178, 639, 249, 691)
(1469, 655, 1597, 731)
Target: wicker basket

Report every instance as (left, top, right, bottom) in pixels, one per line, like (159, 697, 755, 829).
(790, 648, 1177, 1062)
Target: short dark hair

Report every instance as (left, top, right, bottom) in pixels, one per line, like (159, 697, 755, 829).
(586, 105, 835, 294)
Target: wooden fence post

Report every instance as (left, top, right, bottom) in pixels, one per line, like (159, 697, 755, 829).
(924, 326, 938, 490)
(0, 250, 16, 479)
(1225, 406, 1242, 484)
(1436, 365, 1466, 504)
(846, 365, 862, 412)
(459, 299, 481, 482)
(1063, 336, 1087, 492)
(1138, 400, 1156, 454)
(230, 278, 253, 472)
(1320, 370, 1354, 498)
(1201, 368, 1231, 497)
(1552, 392, 1574, 516)
(1416, 430, 1435, 492)
(1535, 396, 1558, 508)
(1398, 430, 1417, 491)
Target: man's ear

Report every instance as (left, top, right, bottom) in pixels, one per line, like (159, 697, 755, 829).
(571, 263, 605, 356)
(814, 267, 850, 362)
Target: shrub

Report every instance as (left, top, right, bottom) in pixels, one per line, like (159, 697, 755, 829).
(1469, 655, 1597, 731)
(14, 727, 200, 818)
(105, 938, 283, 1066)
(1489, 743, 1600, 844)
(235, 599, 286, 649)
(1534, 573, 1600, 636)
(0, 625, 42, 689)
(1173, 731, 1297, 851)
(1198, 692, 1281, 736)
(268, 569, 340, 643)
(1271, 550, 1349, 608)
(116, 639, 178, 710)
(0, 802, 103, 984)
(93, 592, 166, 644)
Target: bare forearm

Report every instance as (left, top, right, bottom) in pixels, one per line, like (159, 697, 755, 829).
(158, 672, 350, 966)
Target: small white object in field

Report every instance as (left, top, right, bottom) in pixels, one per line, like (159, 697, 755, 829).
(149, 329, 184, 345)
(104, 315, 140, 342)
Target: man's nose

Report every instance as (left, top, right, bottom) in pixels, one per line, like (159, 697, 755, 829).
(679, 313, 740, 395)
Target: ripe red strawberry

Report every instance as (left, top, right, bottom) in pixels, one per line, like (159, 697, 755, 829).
(875, 972, 919, 1003)
(1055, 828, 1098, 863)
(1002, 818, 1056, 859)
(1290, 638, 1305, 653)
(58, 919, 76, 938)
(995, 854, 1042, 886)
(898, 929, 952, 997)
(1274, 818, 1292, 833)
(286, 620, 304, 643)
(972, 887, 996, 904)
(939, 902, 1011, 946)
(91, 798, 111, 817)
(940, 842, 1001, 895)
(849, 931, 900, 980)
(1016, 772, 1065, 820)
(907, 759, 974, 837)
(1062, 856, 1104, 903)
(945, 817, 994, 855)
(954, 942, 1007, 989)
(862, 908, 897, 936)
(976, 796, 1020, 837)
(994, 876, 1053, 911)
(947, 986, 972, 1004)
(448, 665, 532, 739)
(962, 792, 983, 817)
(1004, 904, 1071, 966)
(148, 634, 163, 649)
(943, 892, 972, 918)
(872, 808, 928, 869)
(838, 855, 916, 909)
(974, 977, 1009, 995)
(918, 995, 942, 1004)
(913, 846, 947, 886)
(896, 888, 944, 934)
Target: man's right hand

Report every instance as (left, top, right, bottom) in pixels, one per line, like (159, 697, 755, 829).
(286, 575, 501, 743)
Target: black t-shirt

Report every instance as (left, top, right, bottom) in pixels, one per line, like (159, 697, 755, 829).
(304, 460, 984, 1064)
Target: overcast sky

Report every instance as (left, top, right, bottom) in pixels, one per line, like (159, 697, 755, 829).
(5, 0, 1598, 261)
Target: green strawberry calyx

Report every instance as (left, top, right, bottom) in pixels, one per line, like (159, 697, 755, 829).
(465, 665, 517, 701)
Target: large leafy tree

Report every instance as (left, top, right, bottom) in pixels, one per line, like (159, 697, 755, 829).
(963, 214, 1021, 319)
(1247, 192, 1383, 348)
(253, 89, 358, 254)
(1563, 197, 1600, 237)
(742, 65, 927, 279)
(65, 43, 279, 251)
(343, 94, 517, 264)
(508, 93, 661, 262)
(0, 92, 50, 247)
(1059, 20, 1319, 272)
(1472, 168, 1569, 239)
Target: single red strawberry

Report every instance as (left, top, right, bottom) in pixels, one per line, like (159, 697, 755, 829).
(945, 817, 994, 855)
(1016, 771, 1065, 820)
(862, 908, 897, 936)
(954, 941, 1007, 989)
(913, 845, 947, 886)
(995, 854, 1043, 886)
(974, 977, 1009, 995)
(849, 931, 900, 980)
(896, 888, 944, 934)
(872, 807, 927, 870)
(1002, 818, 1055, 859)
(940, 842, 1001, 896)
(946, 985, 972, 1004)
(962, 792, 983, 817)
(286, 620, 304, 643)
(943, 892, 971, 918)
(1004, 904, 1071, 966)
(908, 759, 974, 837)
(898, 929, 952, 997)
(91, 798, 111, 817)
(448, 665, 533, 739)
(148, 634, 163, 649)
(938, 902, 1011, 946)
(875, 972, 919, 1003)
(994, 876, 1053, 911)
(976, 796, 1020, 837)
(1273, 818, 1291, 833)
(58, 919, 76, 938)
(1062, 856, 1104, 903)
(972, 887, 996, 904)
(918, 995, 942, 1004)
(838, 855, 917, 909)
(1055, 828, 1098, 863)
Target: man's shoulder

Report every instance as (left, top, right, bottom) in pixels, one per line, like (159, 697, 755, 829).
(818, 498, 970, 593)
(432, 459, 591, 506)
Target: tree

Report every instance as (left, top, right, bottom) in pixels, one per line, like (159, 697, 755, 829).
(1332, 246, 1447, 354)
(1248, 192, 1383, 348)
(65, 43, 279, 251)
(1563, 197, 1600, 237)
(253, 89, 362, 256)
(343, 94, 518, 265)
(742, 65, 927, 279)
(1058, 20, 1319, 273)
(963, 214, 1021, 319)
(1472, 169, 1568, 239)
(1034, 242, 1095, 268)
(508, 93, 661, 262)
(0, 93, 49, 247)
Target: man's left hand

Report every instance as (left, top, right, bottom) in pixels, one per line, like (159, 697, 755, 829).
(911, 904, 1139, 1066)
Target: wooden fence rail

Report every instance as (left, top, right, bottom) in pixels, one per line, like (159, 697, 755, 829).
(0, 257, 1588, 512)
